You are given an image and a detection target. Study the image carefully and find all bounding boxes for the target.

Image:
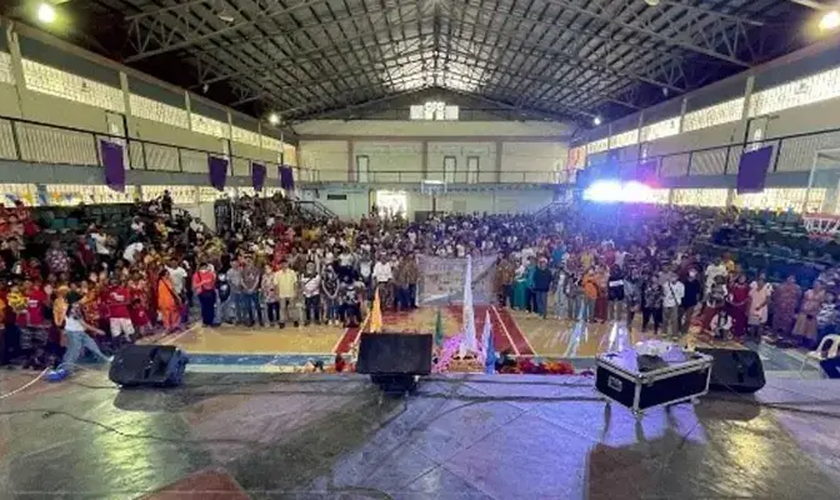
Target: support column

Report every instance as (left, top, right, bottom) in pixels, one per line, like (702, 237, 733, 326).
(495, 140, 503, 183)
(5, 22, 27, 116)
(677, 97, 688, 133)
(184, 91, 193, 131)
(738, 75, 756, 144)
(421, 140, 429, 179)
(347, 140, 355, 182)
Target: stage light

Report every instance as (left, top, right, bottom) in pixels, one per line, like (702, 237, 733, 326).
(583, 179, 655, 203)
(820, 11, 840, 31)
(268, 112, 280, 125)
(593, 116, 602, 126)
(37, 3, 56, 24)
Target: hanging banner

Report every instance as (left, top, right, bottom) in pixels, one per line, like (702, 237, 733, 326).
(100, 140, 126, 192)
(251, 162, 266, 192)
(208, 156, 229, 191)
(416, 255, 498, 305)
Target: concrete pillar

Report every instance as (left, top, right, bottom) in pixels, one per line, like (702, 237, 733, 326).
(347, 140, 355, 182)
(184, 91, 193, 131)
(422, 140, 429, 178)
(495, 140, 503, 183)
(5, 22, 27, 116)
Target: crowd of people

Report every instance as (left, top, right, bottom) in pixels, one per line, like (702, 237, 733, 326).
(0, 191, 839, 376)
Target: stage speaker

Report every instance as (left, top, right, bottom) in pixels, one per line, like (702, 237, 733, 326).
(356, 333, 433, 395)
(697, 347, 765, 393)
(109, 345, 189, 387)
(356, 333, 433, 375)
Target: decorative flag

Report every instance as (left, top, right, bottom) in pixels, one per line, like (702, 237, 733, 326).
(369, 287, 383, 333)
(458, 255, 477, 357)
(434, 308, 444, 347)
(479, 309, 492, 363)
(252, 162, 266, 192)
(737, 145, 773, 194)
(484, 317, 496, 375)
(208, 156, 229, 191)
(100, 140, 126, 192)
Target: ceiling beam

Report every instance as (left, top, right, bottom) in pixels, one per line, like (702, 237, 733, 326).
(542, 0, 757, 67)
(125, 0, 327, 62)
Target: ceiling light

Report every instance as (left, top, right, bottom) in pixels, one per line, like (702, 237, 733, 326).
(37, 3, 56, 24)
(593, 116, 602, 126)
(268, 113, 280, 125)
(644, 0, 660, 6)
(820, 11, 840, 31)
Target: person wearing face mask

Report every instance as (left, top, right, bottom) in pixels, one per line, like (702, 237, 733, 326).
(679, 268, 703, 335)
(662, 271, 685, 338)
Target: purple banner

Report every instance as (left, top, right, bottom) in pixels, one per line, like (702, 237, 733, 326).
(279, 165, 295, 191)
(251, 162, 266, 192)
(100, 140, 125, 192)
(208, 156, 229, 191)
(737, 145, 773, 194)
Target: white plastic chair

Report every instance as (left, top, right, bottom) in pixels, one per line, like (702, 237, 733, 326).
(800, 334, 840, 376)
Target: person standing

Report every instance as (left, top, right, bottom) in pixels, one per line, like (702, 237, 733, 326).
(663, 272, 685, 338)
(157, 270, 181, 332)
(227, 261, 245, 325)
(607, 264, 625, 323)
(727, 274, 751, 339)
(748, 273, 772, 341)
(581, 268, 598, 323)
(107, 277, 135, 345)
(166, 259, 189, 323)
(241, 257, 263, 327)
(793, 281, 826, 346)
(262, 263, 280, 327)
(532, 257, 553, 319)
(192, 263, 217, 327)
(495, 254, 515, 308)
(770, 275, 802, 342)
(301, 261, 322, 325)
(641, 272, 663, 334)
(273, 260, 299, 328)
(372, 254, 393, 310)
(679, 269, 702, 335)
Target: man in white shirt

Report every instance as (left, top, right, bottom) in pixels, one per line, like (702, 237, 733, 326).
(705, 257, 728, 295)
(122, 241, 144, 264)
(663, 273, 685, 338)
(372, 254, 394, 308)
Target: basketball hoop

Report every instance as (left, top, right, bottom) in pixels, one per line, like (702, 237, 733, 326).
(802, 213, 840, 240)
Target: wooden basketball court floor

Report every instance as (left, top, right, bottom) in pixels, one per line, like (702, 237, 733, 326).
(148, 304, 806, 372)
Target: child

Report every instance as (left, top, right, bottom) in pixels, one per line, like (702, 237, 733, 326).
(216, 272, 234, 325)
(710, 309, 734, 341)
(339, 274, 363, 328)
(261, 264, 280, 327)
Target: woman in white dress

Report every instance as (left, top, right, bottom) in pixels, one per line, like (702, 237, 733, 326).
(748, 273, 772, 340)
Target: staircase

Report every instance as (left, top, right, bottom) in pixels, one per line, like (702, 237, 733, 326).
(294, 200, 337, 219)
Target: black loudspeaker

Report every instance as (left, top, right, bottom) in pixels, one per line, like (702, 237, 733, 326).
(109, 345, 188, 387)
(356, 333, 433, 375)
(356, 333, 433, 395)
(697, 348, 765, 393)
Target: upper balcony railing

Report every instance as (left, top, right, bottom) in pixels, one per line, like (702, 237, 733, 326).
(0, 113, 313, 182)
(585, 125, 840, 180)
(0, 113, 571, 187)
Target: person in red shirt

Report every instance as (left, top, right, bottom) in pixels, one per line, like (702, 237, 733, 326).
(192, 263, 217, 327)
(107, 277, 135, 342)
(19, 280, 48, 329)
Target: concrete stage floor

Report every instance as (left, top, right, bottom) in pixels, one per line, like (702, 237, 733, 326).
(2, 370, 840, 499)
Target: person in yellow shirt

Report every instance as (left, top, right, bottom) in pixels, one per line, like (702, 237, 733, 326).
(273, 260, 299, 328)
